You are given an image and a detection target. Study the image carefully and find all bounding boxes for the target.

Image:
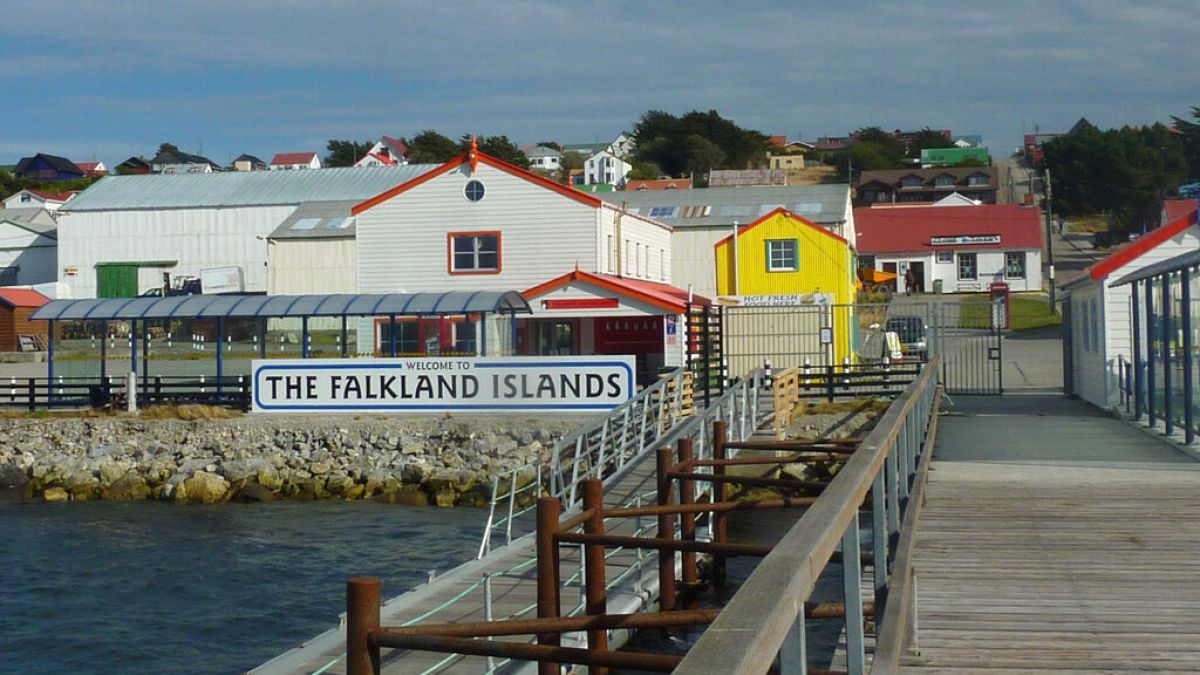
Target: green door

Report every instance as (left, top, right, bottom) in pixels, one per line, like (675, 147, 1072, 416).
(96, 264, 139, 298)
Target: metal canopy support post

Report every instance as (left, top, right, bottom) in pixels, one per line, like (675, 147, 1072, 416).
(301, 316, 309, 359)
(216, 317, 224, 403)
(141, 319, 149, 392)
(1146, 279, 1156, 426)
(130, 319, 138, 374)
(341, 316, 348, 357)
(47, 319, 54, 408)
(1132, 284, 1143, 419)
(481, 313, 488, 356)
(1162, 273, 1172, 435)
(258, 318, 267, 358)
(389, 315, 397, 357)
(1181, 267, 1195, 444)
(100, 320, 108, 383)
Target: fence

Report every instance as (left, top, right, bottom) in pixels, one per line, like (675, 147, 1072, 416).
(0, 375, 252, 410)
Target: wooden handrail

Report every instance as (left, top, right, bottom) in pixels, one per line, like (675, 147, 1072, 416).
(674, 356, 941, 674)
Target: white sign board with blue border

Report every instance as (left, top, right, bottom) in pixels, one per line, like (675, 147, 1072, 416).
(251, 356, 636, 413)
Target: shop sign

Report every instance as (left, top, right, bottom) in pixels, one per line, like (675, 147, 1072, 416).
(930, 234, 1001, 246)
(251, 356, 635, 413)
(543, 298, 619, 310)
(727, 293, 834, 308)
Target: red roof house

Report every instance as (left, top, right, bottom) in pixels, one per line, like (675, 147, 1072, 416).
(0, 288, 49, 351)
(855, 205, 1043, 255)
(270, 152, 321, 170)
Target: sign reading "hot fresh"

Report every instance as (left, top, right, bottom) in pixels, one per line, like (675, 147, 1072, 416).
(251, 356, 635, 413)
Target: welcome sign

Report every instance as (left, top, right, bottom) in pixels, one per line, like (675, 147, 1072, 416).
(251, 356, 636, 413)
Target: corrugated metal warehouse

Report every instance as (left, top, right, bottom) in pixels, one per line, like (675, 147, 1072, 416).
(56, 166, 434, 299)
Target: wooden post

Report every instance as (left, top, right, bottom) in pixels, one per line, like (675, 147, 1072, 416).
(656, 447, 677, 612)
(581, 479, 609, 674)
(712, 420, 729, 586)
(536, 497, 562, 675)
(677, 437, 698, 607)
(346, 576, 381, 675)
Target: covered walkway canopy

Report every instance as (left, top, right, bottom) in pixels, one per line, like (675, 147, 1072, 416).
(31, 291, 533, 321)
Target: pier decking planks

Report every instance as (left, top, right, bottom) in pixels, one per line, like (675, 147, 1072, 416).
(899, 456, 1200, 673)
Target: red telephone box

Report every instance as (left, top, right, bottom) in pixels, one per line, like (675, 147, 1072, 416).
(989, 281, 1011, 329)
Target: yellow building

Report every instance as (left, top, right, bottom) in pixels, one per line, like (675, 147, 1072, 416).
(714, 208, 857, 368)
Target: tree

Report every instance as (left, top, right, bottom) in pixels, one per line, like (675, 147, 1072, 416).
(907, 128, 954, 159)
(1171, 106, 1200, 181)
(404, 130, 460, 164)
(461, 134, 530, 169)
(632, 109, 768, 177)
(536, 141, 562, 152)
(626, 160, 661, 181)
(324, 139, 373, 167)
(560, 150, 586, 172)
(157, 142, 181, 156)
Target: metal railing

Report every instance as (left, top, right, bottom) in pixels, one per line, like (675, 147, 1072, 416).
(477, 368, 695, 558)
(0, 374, 252, 410)
(676, 356, 942, 674)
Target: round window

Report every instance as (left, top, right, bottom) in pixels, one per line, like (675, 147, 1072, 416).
(464, 180, 485, 202)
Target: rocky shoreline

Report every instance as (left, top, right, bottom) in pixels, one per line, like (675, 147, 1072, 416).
(0, 414, 587, 506)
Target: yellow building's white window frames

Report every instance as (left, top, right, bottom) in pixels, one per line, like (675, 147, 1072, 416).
(766, 239, 799, 272)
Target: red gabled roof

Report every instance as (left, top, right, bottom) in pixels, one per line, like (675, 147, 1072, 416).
(352, 150, 602, 215)
(523, 269, 707, 314)
(1077, 209, 1199, 282)
(0, 288, 49, 309)
(714, 208, 848, 249)
(767, 135, 788, 148)
(1163, 199, 1198, 224)
(625, 178, 692, 191)
(366, 152, 397, 166)
(854, 204, 1042, 255)
(270, 152, 318, 165)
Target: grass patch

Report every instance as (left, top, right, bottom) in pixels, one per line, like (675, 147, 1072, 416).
(1067, 215, 1109, 233)
(139, 404, 242, 420)
(960, 294, 1062, 331)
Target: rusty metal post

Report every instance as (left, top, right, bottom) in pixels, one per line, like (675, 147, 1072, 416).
(581, 479, 609, 673)
(712, 420, 729, 586)
(346, 576, 381, 675)
(677, 437, 698, 607)
(655, 446, 677, 612)
(536, 497, 562, 675)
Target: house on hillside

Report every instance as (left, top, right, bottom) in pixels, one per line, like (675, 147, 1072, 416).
(114, 157, 151, 175)
(713, 208, 857, 369)
(270, 152, 322, 171)
(2, 189, 73, 212)
(355, 136, 409, 167)
(56, 165, 438, 298)
(13, 154, 84, 182)
(1062, 202, 1199, 410)
(855, 167, 997, 206)
(855, 204, 1043, 294)
(583, 150, 631, 186)
(232, 154, 268, 171)
(0, 209, 57, 286)
(74, 161, 108, 177)
(348, 146, 690, 379)
(150, 149, 222, 174)
(525, 146, 562, 174)
(598, 184, 855, 299)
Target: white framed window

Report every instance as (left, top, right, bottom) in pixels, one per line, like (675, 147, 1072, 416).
(957, 252, 977, 280)
(766, 239, 799, 272)
(967, 173, 989, 186)
(449, 232, 501, 274)
(936, 251, 953, 264)
(933, 174, 955, 188)
(1005, 251, 1026, 279)
(900, 175, 923, 188)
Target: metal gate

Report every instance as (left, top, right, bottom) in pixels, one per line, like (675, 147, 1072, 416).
(686, 303, 724, 406)
(931, 300, 1003, 395)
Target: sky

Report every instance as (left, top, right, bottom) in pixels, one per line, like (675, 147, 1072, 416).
(1, 0, 1197, 168)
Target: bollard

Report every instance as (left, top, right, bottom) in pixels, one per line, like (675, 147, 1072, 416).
(535, 497, 562, 675)
(346, 577, 381, 675)
(126, 371, 138, 413)
(581, 479, 609, 673)
(656, 446, 677, 613)
(677, 438, 698, 607)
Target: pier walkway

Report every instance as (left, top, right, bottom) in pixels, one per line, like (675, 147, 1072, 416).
(900, 393, 1200, 673)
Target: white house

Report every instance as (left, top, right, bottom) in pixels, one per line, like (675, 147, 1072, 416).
(599, 184, 855, 299)
(270, 152, 322, 171)
(355, 136, 408, 167)
(349, 147, 690, 378)
(55, 166, 435, 298)
(525, 145, 562, 173)
(1062, 202, 1199, 410)
(0, 208, 57, 286)
(584, 150, 631, 186)
(855, 204, 1044, 294)
(2, 189, 72, 212)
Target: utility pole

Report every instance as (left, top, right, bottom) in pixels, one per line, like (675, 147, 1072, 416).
(1044, 169, 1056, 311)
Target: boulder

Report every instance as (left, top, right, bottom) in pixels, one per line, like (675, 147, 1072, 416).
(42, 486, 69, 502)
(182, 471, 230, 505)
(432, 488, 458, 507)
(325, 473, 355, 497)
(0, 463, 30, 501)
(103, 472, 151, 501)
(232, 481, 275, 503)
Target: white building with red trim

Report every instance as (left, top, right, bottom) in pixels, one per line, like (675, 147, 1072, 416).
(1062, 202, 1199, 410)
(855, 205, 1044, 294)
(270, 152, 322, 171)
(349, 145, 697, 379)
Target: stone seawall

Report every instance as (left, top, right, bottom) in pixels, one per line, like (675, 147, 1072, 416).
(0, 415, 587, 506)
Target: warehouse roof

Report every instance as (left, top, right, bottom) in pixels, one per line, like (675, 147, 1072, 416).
(31, 291, 532, 321)
(61, 165, 438, 211)
(595, 184, 850, 228)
